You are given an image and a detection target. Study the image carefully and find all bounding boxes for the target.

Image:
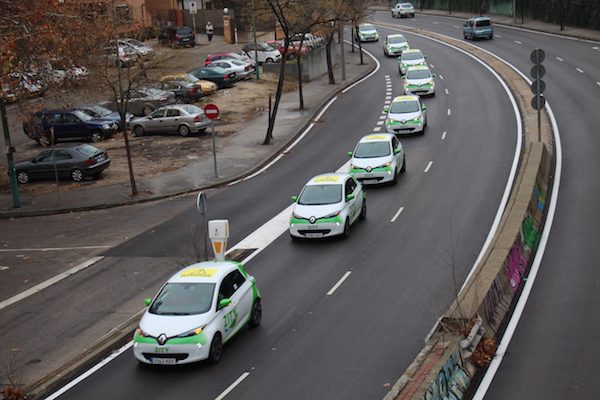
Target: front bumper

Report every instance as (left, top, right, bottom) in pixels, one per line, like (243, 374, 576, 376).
(351, 167, 394, 184)
(404, 84, 435, 96)
(386, 121, 424, 135)
(289, 217, 345, 239)
(386, 47, 407, 56)
(359, 35, 379, 42)
(133, 341, 210, 365)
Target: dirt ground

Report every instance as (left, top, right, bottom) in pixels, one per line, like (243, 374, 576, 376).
(0, 43, 298, 195)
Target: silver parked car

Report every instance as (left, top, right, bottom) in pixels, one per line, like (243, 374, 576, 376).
(130, 104, 212, 137)
(118, 38, 155, 59)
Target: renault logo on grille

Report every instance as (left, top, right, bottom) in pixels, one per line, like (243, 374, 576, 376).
(309, 216, 316, 224)
(366, 166, 372, 172)
(157, 334, 167, 345)
(401, 119, 406, 124)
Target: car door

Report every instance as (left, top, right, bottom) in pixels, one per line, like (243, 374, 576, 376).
(29, 150, 55, 180)
(45, 112, 66, 142)
(228, 269, 253, 336)
(126, 90, 144, 115)
(53, 149, 75, 178)
(146, 108, 166, 133)
(344, 177, 360, 223)
(62, 112, 86, 139)
(216, 273, 237, 342)
(163, 108, 182, 134)
(392, 136, 403, 166)
(465, 19, 474, 38)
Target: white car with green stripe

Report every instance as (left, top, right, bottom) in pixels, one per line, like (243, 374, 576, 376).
(384, 95, 427, 135)
(133, 261, 261, 365)
(398, 49, 426, 75)
(289, 173, 366, 239)
(383, 34, 409, 57)
(356, 23, 379, 42)
(348, 134, 406, 185)
(403, 65, 435, 96)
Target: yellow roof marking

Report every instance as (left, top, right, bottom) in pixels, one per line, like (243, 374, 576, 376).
(180, 268, 219, 278)
(314, 175, 340, 183)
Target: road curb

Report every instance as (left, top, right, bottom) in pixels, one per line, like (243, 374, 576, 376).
(0, 58, 376, 220)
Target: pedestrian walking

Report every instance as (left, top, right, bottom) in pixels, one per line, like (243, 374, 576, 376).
(206, 21, 214, 42)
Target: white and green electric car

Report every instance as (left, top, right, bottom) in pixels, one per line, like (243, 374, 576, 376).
(383, 34, 409, 57)
(133, 261, 261, 365)
(356, 23, 379, 42)
(398, 49, 426, 75)
(348, 134, 405, 185)
(384, 95, 427, 135)
(403, 65, 435, 96)
(290, 173, 366, 239)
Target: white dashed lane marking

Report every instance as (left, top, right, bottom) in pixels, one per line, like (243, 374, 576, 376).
(424, 161, 433, 173)
(430, 63, 435, 68)
(597, 82, 600, 86)
(379, 115, 387, 120)
(515, 40, 522, 45)
(373, 126, 382, 132)
(327, 271, 352, 296)
(495, 34, 502, 38)
(376, 121, 385, 126)
(447, 109, 451, 116)
(556, 57, 564, 62)
(215, 372, 251, 400)
(442, 131, 447, 140)
(390, 206, 404, 223)
(439, 74, 444, 80)
(445, 88, 449, 95)
(576, 68, 584, 73)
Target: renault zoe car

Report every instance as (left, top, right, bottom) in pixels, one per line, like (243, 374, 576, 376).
(403, 66, 435, 96)
(289, 173, 366, 239)
(398, 49, 426, 75)
(356, 23, 379, 42)
(384, 95, 427, 135)
(133, 261, 261, 365)
(348, 134, 405, 185)
(383, 34, 409, 57)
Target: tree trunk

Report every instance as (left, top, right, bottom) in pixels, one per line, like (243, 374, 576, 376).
(325, 33, 335, 85)
(264, 39, 290, 145)
(356, 25, 364, 65)
(296, 34, 305, 110)
(116, 61, 137, 196)
(351, 21, 355, 53)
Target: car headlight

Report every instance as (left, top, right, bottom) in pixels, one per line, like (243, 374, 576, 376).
(135, 327, 150, 337)
(414, 116, 423, 123)
(292, 212, 305, 219)
(102, 124, 111, 129)
(376, 162, 391, 168)
(178, 326, 205, 338)
(321, 211, 341, 219)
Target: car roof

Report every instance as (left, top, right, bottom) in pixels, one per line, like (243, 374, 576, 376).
(471, 16, 491, 20)
(387, 34, 406, 38)
(167, 261, 238, 284)
(306, 173, 349, 186)
(359, 133, 394, 143)
(406, 65, 430, 71)
(403, 49, 422, 54)
(392, 95, 420, 102)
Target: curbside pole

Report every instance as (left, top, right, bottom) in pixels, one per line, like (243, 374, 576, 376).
(1, 100, 20, 208)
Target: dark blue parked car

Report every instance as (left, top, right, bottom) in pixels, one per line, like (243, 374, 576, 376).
(22, 109, 119, 146)
(78, 104, 133, 130)
(463, 16, 494, 40)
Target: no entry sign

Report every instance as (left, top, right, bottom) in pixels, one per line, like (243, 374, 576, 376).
(204, 104, 219, 120)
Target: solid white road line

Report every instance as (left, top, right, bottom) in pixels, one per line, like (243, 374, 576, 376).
(327, 271, 352, 296)
(594, 46, 599, 50)
(556, 57, 564, 61)
(0, 256, 104, 311)
(442, 131, 447, 140)
(424, 161, 433, 173)
(341, 44, 381, 94)
(445, 88, 449, 95)
(390, 206, 404, 223)
(214, 372, 251, 400)
(0, 245, 110, 252)
(576, 67, 584, 73)
(515, 40, 522, 45)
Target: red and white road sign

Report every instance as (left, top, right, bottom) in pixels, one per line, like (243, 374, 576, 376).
(204, 104, 219, 120)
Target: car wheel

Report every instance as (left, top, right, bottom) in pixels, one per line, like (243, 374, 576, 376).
(401, 155, 406, 172)
(71, 168, 83, 182)
(265, 57, 274, 63)
(392, 168, 399, 185)
(489, 35, 494, 40)
(359, 199, 367, 220)
(342, 218, 351, 239)
(208, 333, 223, 364)
(16, 170, 29, 184)
(38, 134, 51, 147)
(90, 131, 103, 143)
(178, 125, 190, 137)
(143, 105, 154, 116)
(249, 299, 262, 328)
(133, 125, 145, 137)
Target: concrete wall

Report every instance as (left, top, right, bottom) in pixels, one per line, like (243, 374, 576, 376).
(262, 42, 339, 82)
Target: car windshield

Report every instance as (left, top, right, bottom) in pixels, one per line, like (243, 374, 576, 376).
(150, 282, 215, 315)
(179, 104, 202, 115)
(230, 59, 246, 66)
(401, 3, 413, 7)
(389, 36, 406, 44)
(406, 69, 431, 79)
(76, 144, 100, 156)
(177, 27, 192, 35)
(126, 39, 145, 47)
(185, 73, 200, 82)
(476, 19, 491, 27)
(72, 110, 93, 121)
(391, 101, 420, 113)
(359, 25, 375, 32)
(258, 43, 275, 51)
(354, 142, 391, 158)
(298, 184, 342, 205)
(83, 105, 111, 117)
(403, 51, 423, 61)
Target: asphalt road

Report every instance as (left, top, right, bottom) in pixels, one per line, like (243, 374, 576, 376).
(24, 24, 519, 400)
(368, 11, 600, 400)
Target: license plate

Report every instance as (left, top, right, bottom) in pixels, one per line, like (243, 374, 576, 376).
(305, 232, 323, 238)
(307, 225, 319, 230)
(151, 358, 176, 365)
(363, 179, 378, 184)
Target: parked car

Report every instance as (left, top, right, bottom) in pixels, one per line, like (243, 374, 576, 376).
(160, 73, 218, 95)
(290, 33, 325, 49)
(22, 109, 119, 146)
(104, 87, 176, 116)
(0, 73, 47, 103)
(188, 66, 239, 89)
(77, 104, 133, 130)
(463, 16, 494, 40)
(151, 80, 203, 102)
(204, 52, 253, 66)
(13, 143, 110, 183)
(205, 59, 255, 80)
(104, 42, 140, 67)
(130, 104, 212, 137)
(391, 2, 415, 18)
(158, 26, 196, 47)
(242, 43, 282, 63)
(265, 40, 310, 59)
(118, 38, 155, 59)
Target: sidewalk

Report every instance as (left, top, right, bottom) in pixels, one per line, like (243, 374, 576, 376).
(0, 40, 374, 219)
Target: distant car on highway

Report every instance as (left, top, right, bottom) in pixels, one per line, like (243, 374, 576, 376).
(403, 66, 435, 96)
(289, 173, 366, 240)
(463, 16, 494, 40)
(133, 261, 261, 365)
(130, 104, 212, 137)
(13, 143, 110, 184)
(348, 134, 405, 185)
(384, 95, 427, 135)
(355, 23, 379, 42)
(383, 34, 409, 57)
(398, 49, 426, 75)
(392, 2, 415, 18)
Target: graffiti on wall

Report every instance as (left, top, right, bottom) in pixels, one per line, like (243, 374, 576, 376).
(505, 234, 527, 292)
(422, 345, 471, 400)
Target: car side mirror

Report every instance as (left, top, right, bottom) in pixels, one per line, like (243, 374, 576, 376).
(144, 298, 152, 306)
(383, 105, 389, 112)
(346, 193, 355, 202)
(346, 151, 353, 157)
(394, 148, 402, 154)
(422, 105, 427, 111)
(291, 195, 298, 203)
(218, 298, 232, 309)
